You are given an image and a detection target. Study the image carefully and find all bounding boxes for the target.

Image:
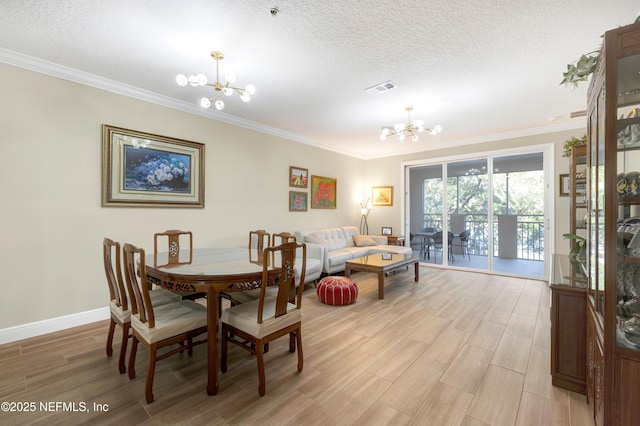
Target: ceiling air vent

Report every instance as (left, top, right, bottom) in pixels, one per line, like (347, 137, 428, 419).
(364, 80, 398, 94)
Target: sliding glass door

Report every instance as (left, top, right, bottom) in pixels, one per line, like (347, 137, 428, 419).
(405, 149, 548, 278)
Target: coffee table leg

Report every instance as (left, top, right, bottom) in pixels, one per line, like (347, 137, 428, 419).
(345, 265, 351, 278)
(378, 270, 384, 299)
(414, 261, 419, 282)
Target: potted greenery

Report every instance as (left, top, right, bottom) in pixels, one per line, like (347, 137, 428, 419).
(561, 16, 640, 88)
(562, 135, 587, 157)
(563, 233, 587, 279)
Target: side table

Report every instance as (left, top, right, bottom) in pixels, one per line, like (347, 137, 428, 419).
(384, 235, 405, 246)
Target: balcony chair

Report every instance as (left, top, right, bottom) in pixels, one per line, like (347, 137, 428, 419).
(221, 241, 306, 396)
(452, 229, 471, 260)
(429, 231, 455, 263)
(123, 243, 207, 404)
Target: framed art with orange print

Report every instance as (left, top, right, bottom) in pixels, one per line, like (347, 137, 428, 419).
(310, 175, 337, 209)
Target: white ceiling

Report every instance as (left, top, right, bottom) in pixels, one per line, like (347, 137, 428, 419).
(0, 1, 638, 159)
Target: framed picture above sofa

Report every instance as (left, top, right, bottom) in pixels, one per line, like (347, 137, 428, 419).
(310, 175, 337, 209)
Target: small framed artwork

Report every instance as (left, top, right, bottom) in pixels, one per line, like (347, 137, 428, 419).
(289, 166, 308, 188)
(102, 125, 205, 207)
(372, 186, 393, 206)
(289, 191, 308, 212)
(311, 175, 337, 209)
(381, 227, 392, 235)
(559, 174, 570, 197)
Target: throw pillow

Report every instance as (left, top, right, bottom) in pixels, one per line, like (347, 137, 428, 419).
(353, 235, 377, 247)
(304, 232, 327, 245)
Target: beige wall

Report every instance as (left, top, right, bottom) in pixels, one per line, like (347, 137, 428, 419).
(0, 62, 578, 332)
(0, 63, 367, 329)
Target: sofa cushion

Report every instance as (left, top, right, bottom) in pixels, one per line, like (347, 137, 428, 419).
(341, 226, 359, 247)
(327, 249, 355, 268)
(353, 235, 378, 247)
(304, 232, 327, 245)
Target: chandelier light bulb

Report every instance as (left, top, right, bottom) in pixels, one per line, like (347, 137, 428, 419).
(413, 119, 424, 128)
(430, 125, 443, 135)
(195, 73, 207, 85)
(240, 92, 251, 102)
(200, 98, 211, 108)
(394, 123, 404, 132)
(214, 99, 225, 110)
(412, 134, 419, 142)
(245, 84, 256, 95)
(222, 87, 233, 96)
(176, 74, 188, 86)
(381, 128, 390, 136)
(398, 133, 406, 141)
(225, 71, 236, 83)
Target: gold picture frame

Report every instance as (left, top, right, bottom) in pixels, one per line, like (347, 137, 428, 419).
(372, 186, 393, 206)
(102, 125, 205, 207)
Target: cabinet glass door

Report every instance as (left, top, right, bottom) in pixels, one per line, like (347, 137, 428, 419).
(615, 53, 640, 351)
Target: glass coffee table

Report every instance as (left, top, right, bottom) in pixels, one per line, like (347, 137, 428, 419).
(344, 253, 419, 299)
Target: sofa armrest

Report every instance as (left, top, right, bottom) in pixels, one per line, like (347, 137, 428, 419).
(304, 242, 324, 263)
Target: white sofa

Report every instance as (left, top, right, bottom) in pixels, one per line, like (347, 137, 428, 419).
(295, 226, 412, 274)
(297, 243, 323, 285)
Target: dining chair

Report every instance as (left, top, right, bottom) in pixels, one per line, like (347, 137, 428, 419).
(271, 231, 296, 246)
(219, 230, 271, 311)
(221, 241, 306, 396)
(123, 243, 208, 404)
(420, 227, 437, 259)
(153, 230, 193, 268)
(103, 238, 181, 374)
(452, 229, 472, 260)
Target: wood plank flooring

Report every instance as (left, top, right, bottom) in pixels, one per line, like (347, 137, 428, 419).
(0, 267, 594, 425)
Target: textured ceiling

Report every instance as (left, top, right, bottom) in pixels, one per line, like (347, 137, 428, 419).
(0, 1, 638, 159)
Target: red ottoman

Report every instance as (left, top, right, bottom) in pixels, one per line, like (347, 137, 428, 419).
(317, 276, 358, 306)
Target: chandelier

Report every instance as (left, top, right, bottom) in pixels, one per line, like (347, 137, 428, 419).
(380, 106, 441, 142)
(176, 51, 256, 111)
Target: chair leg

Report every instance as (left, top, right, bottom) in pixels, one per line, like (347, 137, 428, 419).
(289, 332, 295, 352)
(221, 325, 228, 373)
(187, 337, 193, 356)
(106, 318, 116, 357)
(296, 327, 303, 372)
(118, 322, 130, 374)
(256, 339, 266, 396)
(128, 336, 139, 380)
(145, 344, 157, 404)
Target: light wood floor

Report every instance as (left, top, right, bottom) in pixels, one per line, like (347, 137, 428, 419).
(0, 267, 594, 425)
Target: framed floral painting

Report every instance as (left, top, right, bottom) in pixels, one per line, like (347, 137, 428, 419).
(102, 125, 205, 207)
(310, 175, 337, 209)
(289, 191, 307, 211)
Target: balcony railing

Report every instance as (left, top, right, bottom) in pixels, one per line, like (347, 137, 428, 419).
(421, 214, 544, 261)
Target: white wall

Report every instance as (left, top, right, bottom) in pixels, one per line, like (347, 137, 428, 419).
(0, 61, 580, 335)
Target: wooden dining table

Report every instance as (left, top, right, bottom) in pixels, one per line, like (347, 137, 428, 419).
(144, 247, 279, 395)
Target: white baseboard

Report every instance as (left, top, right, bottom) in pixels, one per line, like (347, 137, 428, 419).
(0, 307, 110, 345)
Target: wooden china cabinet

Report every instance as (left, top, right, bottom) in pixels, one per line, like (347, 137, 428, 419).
(585, 20, 640, 426)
